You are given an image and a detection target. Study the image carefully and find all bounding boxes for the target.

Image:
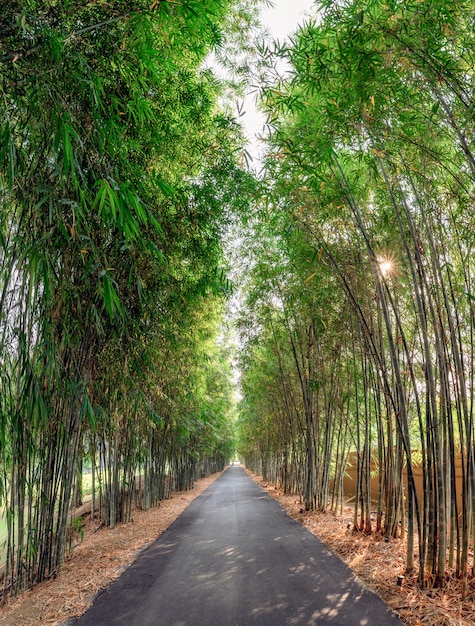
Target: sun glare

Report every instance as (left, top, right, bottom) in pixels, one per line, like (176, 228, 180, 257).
(378, 258, 393, 278)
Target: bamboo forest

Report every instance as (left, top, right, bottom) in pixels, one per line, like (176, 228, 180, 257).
(2, 0, 475, 616)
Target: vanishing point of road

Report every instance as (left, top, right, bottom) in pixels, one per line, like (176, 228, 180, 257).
(73, 465, 401, 625)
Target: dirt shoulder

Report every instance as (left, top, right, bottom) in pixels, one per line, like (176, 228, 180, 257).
(0, 471, 224, 626)
(247, 470, 475, 626)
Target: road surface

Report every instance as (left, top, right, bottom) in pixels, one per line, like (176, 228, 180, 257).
(73, 465, 401, 625)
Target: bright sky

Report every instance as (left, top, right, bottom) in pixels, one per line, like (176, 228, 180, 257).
(224, 0, 317, 383)
(244, 0, 317, 163)
(261, 0, 316, 40)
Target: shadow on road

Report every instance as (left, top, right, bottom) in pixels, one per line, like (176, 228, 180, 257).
(73, 466, 401, 625)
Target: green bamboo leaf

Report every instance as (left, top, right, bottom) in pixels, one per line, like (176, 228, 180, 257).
(0, 122, 15, 188)
(81, 394, 96, 428)
(63, 123, 74, 177)
(155, 174, 176, 197)
(101, 273, 123, 319)
(95, 181, 108, 216)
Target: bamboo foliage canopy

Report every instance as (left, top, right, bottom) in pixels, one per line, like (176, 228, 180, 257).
(5, 0, 475, 608)
(237, 0, 475, 593)
(0, 0, 259, 595)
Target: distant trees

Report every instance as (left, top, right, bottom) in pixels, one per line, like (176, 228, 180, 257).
(237, 0, 475, 591)
(0, 0, 256, 595)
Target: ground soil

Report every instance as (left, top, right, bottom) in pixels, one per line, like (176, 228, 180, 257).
(0, 467, 473, 626)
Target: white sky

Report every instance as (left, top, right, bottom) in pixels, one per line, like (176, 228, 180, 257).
(223, 1, 317, 398)
(243, 0, 317, 163)
(261, 0, 316, 40)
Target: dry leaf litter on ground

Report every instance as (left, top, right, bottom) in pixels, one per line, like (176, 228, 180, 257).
(0, 472, 222, 626)
(247, 469, 475, 626)
(2, 467, 475, 626)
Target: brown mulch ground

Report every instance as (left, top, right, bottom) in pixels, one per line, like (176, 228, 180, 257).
(0, 471, 223, 626)
(247, 470, 475, 626)
(2, 467, 475, 626)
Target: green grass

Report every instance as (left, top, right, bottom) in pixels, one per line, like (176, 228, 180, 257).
(0, 472, 103, 565)
(0, 514, 8, 564)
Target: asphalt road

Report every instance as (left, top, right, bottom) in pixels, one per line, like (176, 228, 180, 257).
(73, 465, 402, 625)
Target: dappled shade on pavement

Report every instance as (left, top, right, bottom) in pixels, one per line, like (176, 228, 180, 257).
(73, 466, 401, 625)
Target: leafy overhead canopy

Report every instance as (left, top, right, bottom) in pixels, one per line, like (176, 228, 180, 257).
(0, 0, 260, 592)
(238, 0, 475, 590)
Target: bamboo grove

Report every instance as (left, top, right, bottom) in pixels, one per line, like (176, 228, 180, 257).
(237, 0, 475, 592)
(0, 0, 258, 595)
